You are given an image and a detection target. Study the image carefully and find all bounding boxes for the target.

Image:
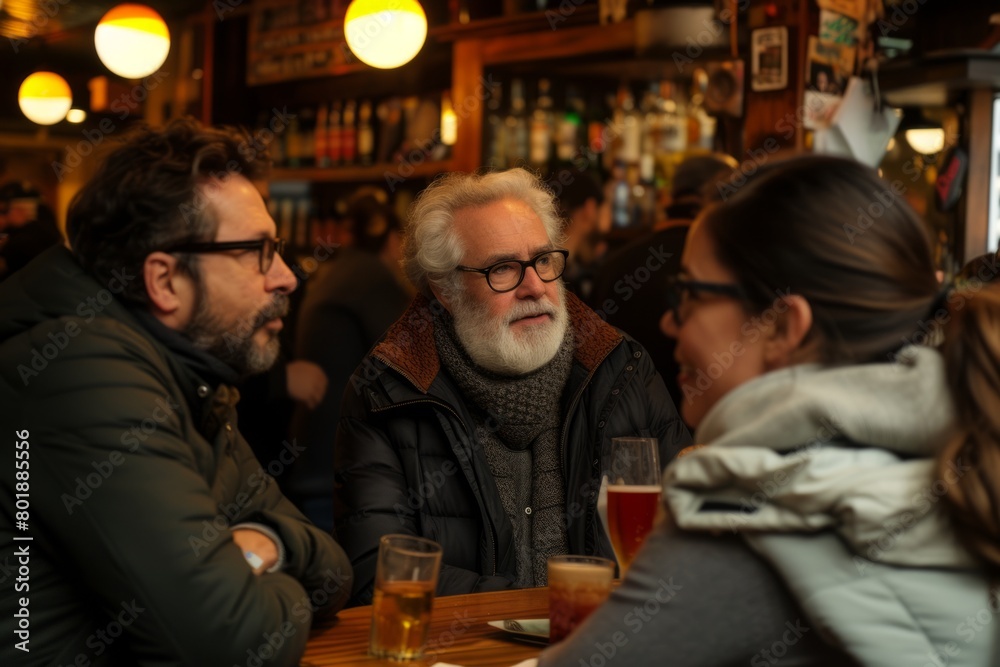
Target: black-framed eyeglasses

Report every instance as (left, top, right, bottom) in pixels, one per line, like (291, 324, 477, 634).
(456, 249, 569, 293)
(665, 276, 746, 326)
(164, 237, 286, 274)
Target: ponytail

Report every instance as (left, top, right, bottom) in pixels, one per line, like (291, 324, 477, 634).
(938, 283, 1000, 574)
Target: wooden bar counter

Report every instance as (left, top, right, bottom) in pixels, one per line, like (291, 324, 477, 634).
(301, 588, 550, 666)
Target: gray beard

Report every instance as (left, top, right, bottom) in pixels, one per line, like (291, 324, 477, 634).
(185, 285, 288, 377)
(450, 282, 569, 376)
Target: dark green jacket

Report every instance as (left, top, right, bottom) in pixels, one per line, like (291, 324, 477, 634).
(0, 247, 352, 666)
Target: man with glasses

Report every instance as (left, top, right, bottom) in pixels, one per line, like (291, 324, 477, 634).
(335, 168, 690, 603)
(0, 119, 351, 666)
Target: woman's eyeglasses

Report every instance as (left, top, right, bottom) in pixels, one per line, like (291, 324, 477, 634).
(665, 276, 746, 326)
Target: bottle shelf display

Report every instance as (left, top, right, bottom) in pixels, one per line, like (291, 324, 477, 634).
(263, 90, 455, 183)
(247, 0, 363, 85)
(482, 75, 717, 229)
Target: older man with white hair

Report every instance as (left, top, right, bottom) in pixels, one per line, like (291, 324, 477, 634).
(335, 168, 690, 603)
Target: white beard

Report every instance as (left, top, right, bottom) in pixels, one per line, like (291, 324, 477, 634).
(450, 282, 569, 376)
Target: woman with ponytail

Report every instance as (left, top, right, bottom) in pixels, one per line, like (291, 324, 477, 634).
(540, 156, 998, 666)
(939, 285, 1000, 576)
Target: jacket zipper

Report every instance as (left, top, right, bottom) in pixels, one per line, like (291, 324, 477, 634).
(558, 339, 623, 468)
(558, 338, 623, 555)
(369, 353, 499, 577)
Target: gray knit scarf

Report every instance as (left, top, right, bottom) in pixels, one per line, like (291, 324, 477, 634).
(433, 311, 573, 587)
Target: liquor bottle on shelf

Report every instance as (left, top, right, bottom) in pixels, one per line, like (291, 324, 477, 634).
(315, 104, 330, 168)
(285, 114, 303, 168)
(505, 78, 529, 168)
(633, 151, 657, 229)
(341, 99, 357, 165)
(694, 104, 717, 151)
(618, 84, 641, 166)
(485, 79, 506, 169)
(278, 198, 295, 241)
(639, 82, 659, 194)
(328, 100, 343, 166)
(657, 81, 688, 154)
(529, 78, 554, 171)
(358, 99, 375, 166)
(556, 84, 584, 163)
(377, 98, 404, 164)
(300, 106, 316, 168)
(294, 198, 310, 249)
(610, 160, 631, 229)
(587, 92, 608, 160)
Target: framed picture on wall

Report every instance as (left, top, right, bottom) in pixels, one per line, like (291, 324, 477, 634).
(751, 27, 788, 92)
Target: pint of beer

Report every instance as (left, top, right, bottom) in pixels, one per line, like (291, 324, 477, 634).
(607, 484, 661, 570)
(547, 555, 615, 643)
(606, 437, 661, 572)
(369, 535, 443, 660)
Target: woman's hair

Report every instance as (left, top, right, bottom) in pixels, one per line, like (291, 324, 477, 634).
(67, 117, 267, 306)
(699, 154, 939, 364)
(938, 284, 1000, 574)
(705, 155, 1000, 574)
(402, 168, 564, 297)
(955, 251, 1000, 286)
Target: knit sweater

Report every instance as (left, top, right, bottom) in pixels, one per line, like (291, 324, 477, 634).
(433, 312, 573, 586)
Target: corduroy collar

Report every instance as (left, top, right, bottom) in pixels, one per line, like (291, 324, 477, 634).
(372, 291, 623, 394)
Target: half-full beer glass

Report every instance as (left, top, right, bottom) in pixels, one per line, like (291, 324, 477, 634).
(369, 534, 443, 660)
(548, 555, 615, 643)
(606, 437, 661, 571)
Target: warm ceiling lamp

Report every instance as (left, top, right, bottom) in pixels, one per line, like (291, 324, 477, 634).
(905, 128, 946, 156)
(344, 0, 427, 69)
(94, 4, 170, 79)
(18, 72, 72, 125)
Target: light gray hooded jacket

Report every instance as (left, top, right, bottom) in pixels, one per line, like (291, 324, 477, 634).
(666, 346, 997, 665)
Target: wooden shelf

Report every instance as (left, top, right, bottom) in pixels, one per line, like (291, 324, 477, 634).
(270, 159, 456, 183)
(251, 18, 344, 42)
(431, 5, 601, 42)
(878, 50, 1000, 107)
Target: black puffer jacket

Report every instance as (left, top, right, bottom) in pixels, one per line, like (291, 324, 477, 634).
(335, 293, 691, 603)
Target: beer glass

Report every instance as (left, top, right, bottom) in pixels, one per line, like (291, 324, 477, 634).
(606, 437, 661, 572)
(369, 534, 443, 660)
(547, 555, 615, 643)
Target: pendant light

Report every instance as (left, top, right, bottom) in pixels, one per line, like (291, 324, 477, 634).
(900, 108, 946, 156)
(95, 4, 170, 79)
(344, 0, 427, 69)
(18, 72, 72, 125)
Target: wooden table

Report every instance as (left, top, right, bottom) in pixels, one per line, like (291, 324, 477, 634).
(301, 588, 549, 666)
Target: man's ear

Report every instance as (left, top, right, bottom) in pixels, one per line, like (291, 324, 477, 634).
(763, 294, 814, 370)
(429, 282, 452, 313)
(144, 252, 193, 325)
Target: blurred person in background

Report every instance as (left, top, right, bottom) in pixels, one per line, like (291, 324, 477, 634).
(590, 153, 737, 406)
(540, 156, 998, 666)
(287, 191, 411, 532)
(335, 168, 690, 604)
(0, 119, 351, 666)
(549, 168, 606, 302)
(0, 181, 63, 281)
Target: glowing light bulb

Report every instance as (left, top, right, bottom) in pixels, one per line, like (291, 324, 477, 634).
(344, 0, 427, 69)
(95, 4, 170, 79)
(18, 72, 72, 125)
